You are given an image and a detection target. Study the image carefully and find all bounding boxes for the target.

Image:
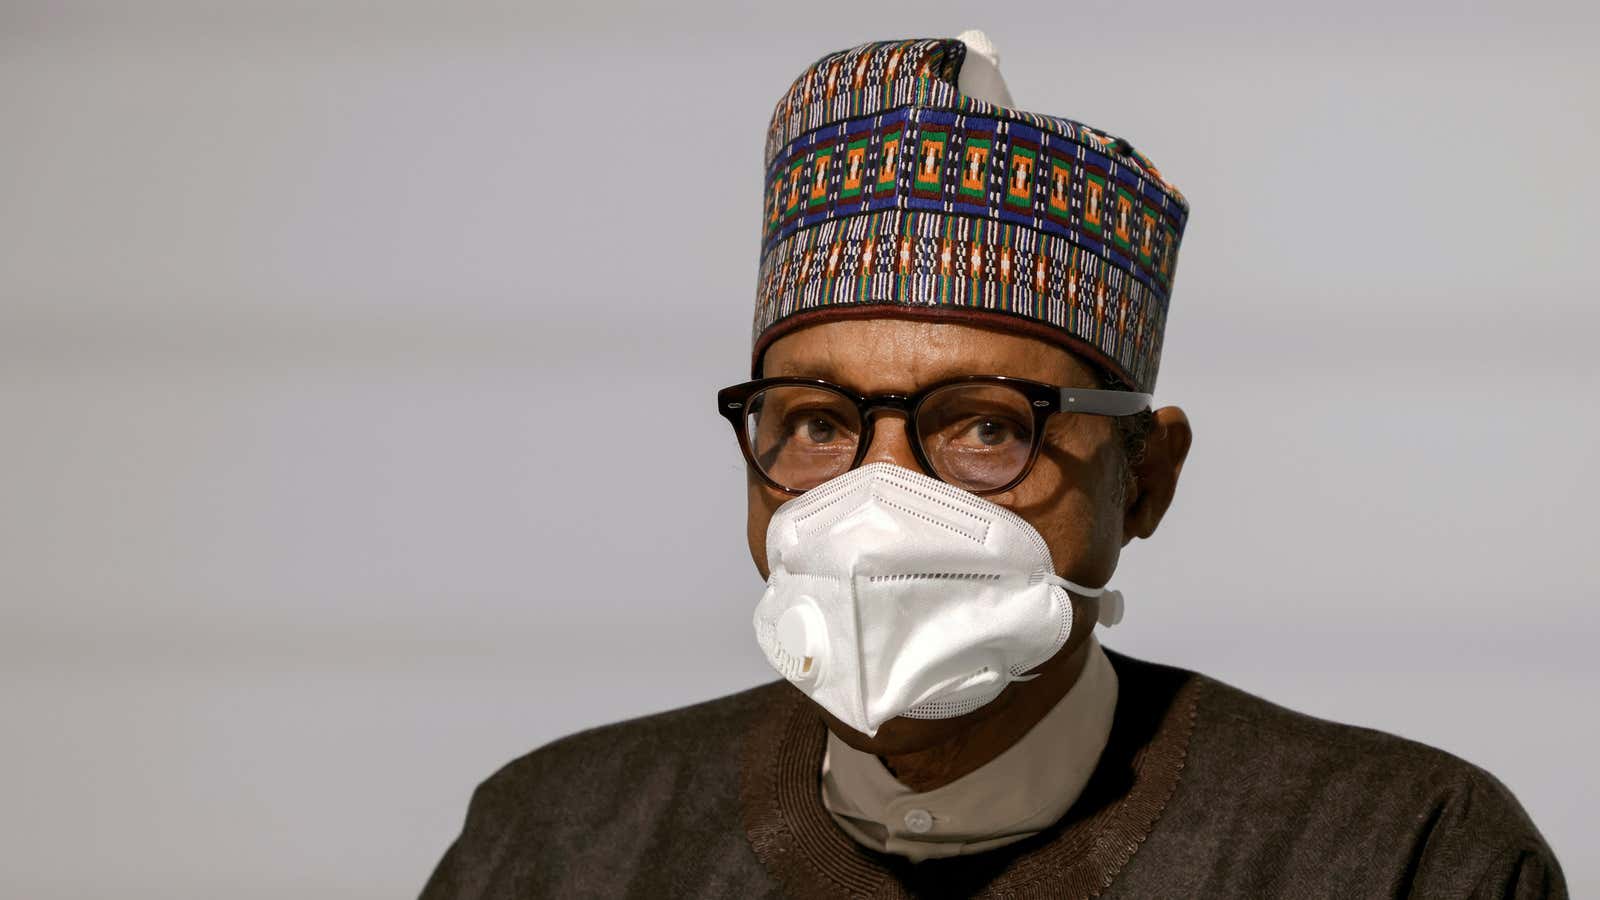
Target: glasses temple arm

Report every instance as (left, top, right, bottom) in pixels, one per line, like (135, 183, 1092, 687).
(1057, 387, 1153, 417)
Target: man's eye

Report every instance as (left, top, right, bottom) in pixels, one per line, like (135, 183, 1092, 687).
(802, 416, 838, 443)
(781, 412, 848, 445)
(964, 418, 1024, 447)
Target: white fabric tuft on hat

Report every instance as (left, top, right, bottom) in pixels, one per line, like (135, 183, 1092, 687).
(955, 29, 1015, 107)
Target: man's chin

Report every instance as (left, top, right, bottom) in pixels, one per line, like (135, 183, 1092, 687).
(812, 688, 1019, 756)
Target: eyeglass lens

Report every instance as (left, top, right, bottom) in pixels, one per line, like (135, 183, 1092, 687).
(743, 383, 1036, 493)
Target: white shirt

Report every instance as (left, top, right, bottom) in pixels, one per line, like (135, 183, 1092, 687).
(819, 635, 1119, 862)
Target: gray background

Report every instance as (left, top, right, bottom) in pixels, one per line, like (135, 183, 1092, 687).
(2, 1, 1595, 896)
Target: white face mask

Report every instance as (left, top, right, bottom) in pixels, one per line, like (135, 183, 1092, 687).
(753, 461, 1124, 737)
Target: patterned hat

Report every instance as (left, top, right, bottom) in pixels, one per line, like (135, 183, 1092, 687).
(752, 36, 1190, 392)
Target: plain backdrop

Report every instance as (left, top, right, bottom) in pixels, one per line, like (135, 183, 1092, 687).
(2, 1, 1596, 897)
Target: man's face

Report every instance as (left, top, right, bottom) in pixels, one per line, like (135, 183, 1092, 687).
(746, 317, 1190, 755)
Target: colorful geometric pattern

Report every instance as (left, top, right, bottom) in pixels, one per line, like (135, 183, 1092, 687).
(753, 38, 1190, 393)
(755, 209, 1168, 392)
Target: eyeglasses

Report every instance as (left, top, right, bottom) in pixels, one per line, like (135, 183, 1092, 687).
(716, 375, 1151, 496)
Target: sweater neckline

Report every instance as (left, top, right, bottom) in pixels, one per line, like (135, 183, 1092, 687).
(819, 634, 1121, 862)
(739, 649, 1204, 899)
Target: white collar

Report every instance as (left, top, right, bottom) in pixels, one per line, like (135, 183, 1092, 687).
(819, 635, 1119, 862)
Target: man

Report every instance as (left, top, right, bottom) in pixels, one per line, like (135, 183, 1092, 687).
(421, 33, 1566, 898)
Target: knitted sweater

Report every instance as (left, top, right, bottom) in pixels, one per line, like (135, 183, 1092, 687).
(420, 649, 1566, 899)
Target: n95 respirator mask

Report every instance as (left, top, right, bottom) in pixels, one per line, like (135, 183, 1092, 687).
(753, 461, 1124, 737)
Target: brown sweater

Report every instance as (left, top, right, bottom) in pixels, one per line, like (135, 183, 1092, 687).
(420, 649, 1567, 899)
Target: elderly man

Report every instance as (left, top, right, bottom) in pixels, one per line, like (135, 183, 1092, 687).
(421, 33, 1566, 899)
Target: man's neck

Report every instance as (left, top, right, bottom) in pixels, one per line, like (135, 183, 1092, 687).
(875, 636, 1096, 792)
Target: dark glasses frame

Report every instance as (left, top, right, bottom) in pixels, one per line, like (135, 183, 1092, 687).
(716, 374, 1152, 496)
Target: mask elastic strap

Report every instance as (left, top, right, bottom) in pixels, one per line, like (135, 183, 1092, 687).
(1045, 574, 1126, 628)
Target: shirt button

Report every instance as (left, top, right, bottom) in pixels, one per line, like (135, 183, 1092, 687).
(903, 808, 934, 834)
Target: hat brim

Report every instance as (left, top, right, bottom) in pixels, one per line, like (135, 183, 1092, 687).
(750, 303, 1144, 391)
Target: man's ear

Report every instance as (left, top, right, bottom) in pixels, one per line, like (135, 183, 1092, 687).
(1123, 406, 1192, 543)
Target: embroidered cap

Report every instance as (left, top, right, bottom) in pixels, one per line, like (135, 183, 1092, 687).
(752, 34, 1189, 392)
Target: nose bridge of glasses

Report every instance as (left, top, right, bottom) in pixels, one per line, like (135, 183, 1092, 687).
(861, 394, 913, 418)
(857, 398, 925, 470)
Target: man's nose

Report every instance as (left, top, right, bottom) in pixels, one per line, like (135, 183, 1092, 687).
(859, 412, 925, 473)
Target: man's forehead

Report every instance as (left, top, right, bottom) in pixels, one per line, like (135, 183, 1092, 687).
(761, 319, 1099, 392)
